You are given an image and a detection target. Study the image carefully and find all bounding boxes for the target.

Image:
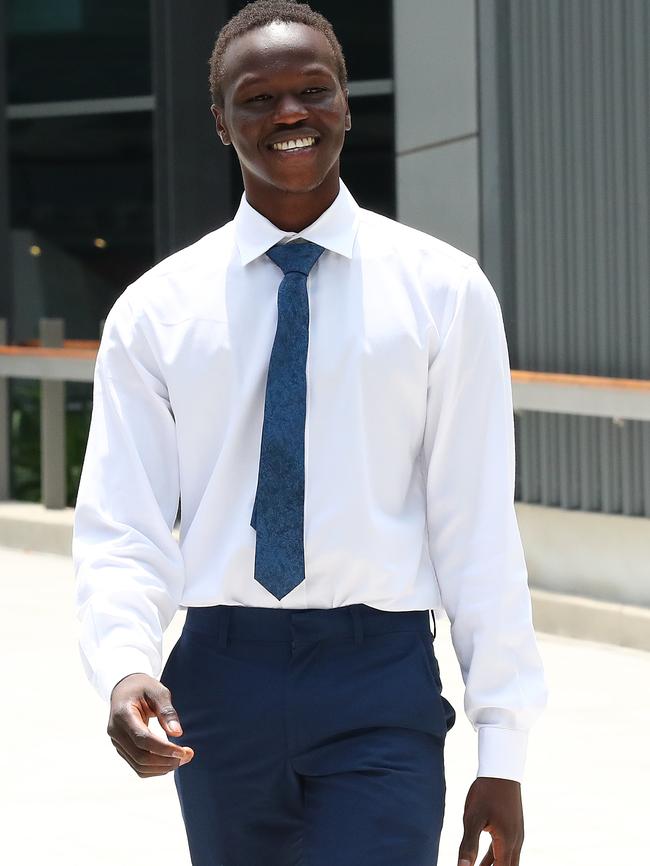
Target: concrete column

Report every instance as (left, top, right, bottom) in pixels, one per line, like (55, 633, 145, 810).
(39, 318, 66, 509)
(393, 0, 479, 258)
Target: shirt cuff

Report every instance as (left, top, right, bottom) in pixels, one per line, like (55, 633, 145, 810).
(92, 648, 157, 703)
(477, 726, 529, 783)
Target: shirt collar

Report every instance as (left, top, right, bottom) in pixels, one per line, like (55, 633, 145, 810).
(233, 178, 361, 266)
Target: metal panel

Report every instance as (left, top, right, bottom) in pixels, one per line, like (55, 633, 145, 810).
(504, 0, 650, 517)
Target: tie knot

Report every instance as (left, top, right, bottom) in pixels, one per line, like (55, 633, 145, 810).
(266, 240, 325, 276)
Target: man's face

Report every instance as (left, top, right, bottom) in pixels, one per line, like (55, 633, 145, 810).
(211, 22, 351, 200)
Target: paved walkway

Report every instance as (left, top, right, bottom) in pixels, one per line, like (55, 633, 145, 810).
(3, 544, 647, 865)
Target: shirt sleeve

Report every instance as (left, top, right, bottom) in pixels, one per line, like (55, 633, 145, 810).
(72, 290, 185, 703)
(421, 259, 548, 783)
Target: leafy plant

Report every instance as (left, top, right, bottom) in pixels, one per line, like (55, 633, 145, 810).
(10, 379, 93, 507)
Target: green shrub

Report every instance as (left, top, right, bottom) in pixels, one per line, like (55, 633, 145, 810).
(10, 380, 93, 507)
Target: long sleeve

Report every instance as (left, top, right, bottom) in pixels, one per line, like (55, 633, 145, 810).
(72, 290, 185, 703)
(421, 260, 548, 783)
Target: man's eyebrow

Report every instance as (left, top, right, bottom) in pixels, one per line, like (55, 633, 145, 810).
(234, 65, 335, 90)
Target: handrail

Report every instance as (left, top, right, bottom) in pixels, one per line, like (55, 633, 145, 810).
(1, 326, 649, 507)
(511, 369, 650, 392)
(0, 345, 97, 359)
(2, 345, 649, 390)
(511, 369, 650, 421)
(0, 345, 97, 383)
(13, 338, 100, 350)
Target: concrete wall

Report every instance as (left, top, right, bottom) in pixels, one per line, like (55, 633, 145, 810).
(516, 503, 650, 609)
(393, 0, 479, 258)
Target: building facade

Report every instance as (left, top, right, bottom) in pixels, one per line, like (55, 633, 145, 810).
(1, 1, 649, 600)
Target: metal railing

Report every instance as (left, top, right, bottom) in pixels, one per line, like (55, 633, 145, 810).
(0, 318, 99, 508)
(1, 317, 649, 509)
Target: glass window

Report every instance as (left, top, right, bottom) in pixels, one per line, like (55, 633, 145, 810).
(317, 0, 392, 81)
(226, 1, 392, 81)
(341, 94, 395, 218)
(7, 0, 151, 103)
(9, 111, 154, 340)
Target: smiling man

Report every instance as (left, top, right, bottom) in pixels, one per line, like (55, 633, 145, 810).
(73, 2, 548, 866)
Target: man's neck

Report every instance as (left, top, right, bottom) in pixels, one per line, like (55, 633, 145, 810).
(244, 176, 340, 233)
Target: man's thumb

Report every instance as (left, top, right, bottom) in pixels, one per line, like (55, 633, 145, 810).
(148, 685, 183, 736)
(457, 820, 481, 866)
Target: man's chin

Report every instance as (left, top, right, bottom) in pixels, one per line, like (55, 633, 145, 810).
(240, 160, 341, 201)
(258, 161, 338, 195)
(270, 174, 330, 195)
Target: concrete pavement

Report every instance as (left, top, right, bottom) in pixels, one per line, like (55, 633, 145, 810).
(2, 544, 648, 865)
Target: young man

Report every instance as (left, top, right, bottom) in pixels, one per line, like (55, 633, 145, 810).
(73, 2, 547, 865)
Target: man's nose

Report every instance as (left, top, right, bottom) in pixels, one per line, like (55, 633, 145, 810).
(272, 93, 308, 124)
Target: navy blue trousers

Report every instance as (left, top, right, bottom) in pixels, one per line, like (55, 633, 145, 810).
(161, 603, 456, 866)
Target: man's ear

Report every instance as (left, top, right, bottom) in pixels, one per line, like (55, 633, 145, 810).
(210, 104, 232, 146)
(343, 89, 352, 132)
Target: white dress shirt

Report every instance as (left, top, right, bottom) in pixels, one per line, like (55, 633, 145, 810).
(73, 179, 547, 783)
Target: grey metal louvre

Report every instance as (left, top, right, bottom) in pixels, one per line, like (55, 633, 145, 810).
(506, 0, 650, 517)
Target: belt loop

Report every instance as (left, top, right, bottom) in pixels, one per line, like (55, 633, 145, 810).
(430, 609, 437, 642)
(218, 606, 231, 648)
(350, 606, 363, 646)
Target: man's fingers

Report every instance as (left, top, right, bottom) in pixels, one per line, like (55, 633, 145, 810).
(459, 807, 490, 866)
(126, 718, 193, 760)
(458, 826, 482, 865)
(107, 674, 195, 778)
(111, 736, 183, 770)
(490, 834, 517, 866)
(120, 705, 193, 760)
(457, 778, 523, 866)
(113, 742, 180, 777)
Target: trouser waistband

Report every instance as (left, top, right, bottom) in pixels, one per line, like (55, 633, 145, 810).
(183, 603, 436, 648)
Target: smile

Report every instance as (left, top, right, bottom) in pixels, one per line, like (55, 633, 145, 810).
(270, 137, 318, 151)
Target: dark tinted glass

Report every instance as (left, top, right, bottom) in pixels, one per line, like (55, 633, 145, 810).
(340, 94, 395, 218)
(316, 0, 392, 80)
(226, 1, 392, 80)
(7, 0, 151, 103)
(9, 111, 154, 340)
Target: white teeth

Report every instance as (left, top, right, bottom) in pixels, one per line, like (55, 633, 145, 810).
(272, 137, 316, 151)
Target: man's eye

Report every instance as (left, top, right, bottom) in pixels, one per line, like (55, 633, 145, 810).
(304, 87, 326, 94)
(249, 94, 271, 102)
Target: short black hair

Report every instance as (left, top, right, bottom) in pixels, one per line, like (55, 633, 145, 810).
(208, 0, 348, 106)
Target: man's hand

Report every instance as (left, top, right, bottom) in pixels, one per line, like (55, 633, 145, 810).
(107, 673, 194, 778)
(457, 777, 524, 866)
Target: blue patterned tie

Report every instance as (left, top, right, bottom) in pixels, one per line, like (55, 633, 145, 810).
(250, 240, 325, 600)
